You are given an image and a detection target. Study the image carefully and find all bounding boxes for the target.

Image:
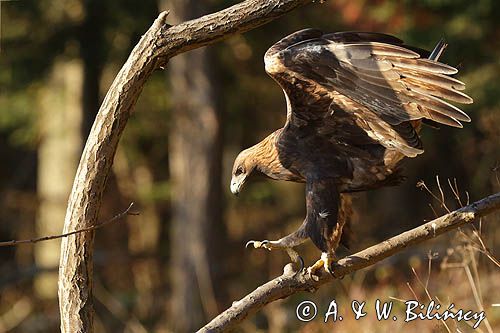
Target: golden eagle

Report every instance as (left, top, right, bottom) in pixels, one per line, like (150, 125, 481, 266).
(230, 29, 472, 276)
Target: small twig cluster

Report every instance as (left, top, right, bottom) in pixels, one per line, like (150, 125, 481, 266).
(416, 175, 470, 217)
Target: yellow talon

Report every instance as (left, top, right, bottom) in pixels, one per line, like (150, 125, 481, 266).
(307, 252, 335, 280)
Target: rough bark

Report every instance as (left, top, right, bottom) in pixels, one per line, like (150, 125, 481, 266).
(57, 1, 313, 332)
(198, 191, 500, 333)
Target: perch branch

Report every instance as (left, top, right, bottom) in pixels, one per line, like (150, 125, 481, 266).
(57, 1, 314, 332)
(0, 203, 137, 247)
(198, 191, 500, 332)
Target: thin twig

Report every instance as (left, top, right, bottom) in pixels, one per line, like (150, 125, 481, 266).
(473, 231, 500, 268)
(458, 227, 500, 268)
(436, 175, 451, 213)
(417, 179, 449, 215)
(411, 266, 452, 333)
(425, 250, 437, 290)
(411, 266, 434, 303)
(428, 203, 439, 219)
(448, 178, 463, 207)
(0, 203, 137, 247)
(417, 180, 442, 204)
(464, 264, 494, 333)
(406, 282, 420, 302)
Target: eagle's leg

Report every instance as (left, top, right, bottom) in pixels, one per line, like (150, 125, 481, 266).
(246, 220, 309, 272)
(304, 179, 349, 280)
(307, 207, 346, 280)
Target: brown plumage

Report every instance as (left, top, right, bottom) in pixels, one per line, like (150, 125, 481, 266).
(230, 29, 472, 275)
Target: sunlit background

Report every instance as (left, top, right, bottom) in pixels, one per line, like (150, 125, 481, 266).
(0, 0, 499, 332)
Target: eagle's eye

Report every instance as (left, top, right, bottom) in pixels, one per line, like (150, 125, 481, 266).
(235, 166, 244, 176)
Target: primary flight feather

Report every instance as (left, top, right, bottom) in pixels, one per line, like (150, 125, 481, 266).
(230, 29, 472, 276)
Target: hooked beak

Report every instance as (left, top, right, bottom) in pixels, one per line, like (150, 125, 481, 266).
(230, 176, 245, 195)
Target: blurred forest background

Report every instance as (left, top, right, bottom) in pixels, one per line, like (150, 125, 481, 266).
(0, 0, 499, 332)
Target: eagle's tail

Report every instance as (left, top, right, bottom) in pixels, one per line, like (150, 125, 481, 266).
(429, 38, 448, 61)
(422, 38, 450, 129)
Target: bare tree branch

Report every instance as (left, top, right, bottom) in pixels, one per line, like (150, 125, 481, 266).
(0, 203, 136, 247)
(198, 191, 500, 333)
(57, 1, 314, 332)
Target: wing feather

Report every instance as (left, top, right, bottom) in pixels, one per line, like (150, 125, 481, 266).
(391, 58, 458, 74)
(334, 42, 420, 59)
(264, 30, 472, 157)
(399, 70, 466, 91)
(403, 80, 472, 105)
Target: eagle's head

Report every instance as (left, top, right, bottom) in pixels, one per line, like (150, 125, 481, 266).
(230, 148, 256, 195)
(231, 130, 286, 195)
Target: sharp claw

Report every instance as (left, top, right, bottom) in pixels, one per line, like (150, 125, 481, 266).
(261, 240, 271, 251)
(245, 240, 270, 249)
(298, 255, 305, 273)
(309, 269, 320, 282)
(293, 255, 305, 277)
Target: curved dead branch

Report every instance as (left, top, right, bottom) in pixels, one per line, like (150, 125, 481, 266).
(57, 1, 314, 332)
(198, 191, 500, 332)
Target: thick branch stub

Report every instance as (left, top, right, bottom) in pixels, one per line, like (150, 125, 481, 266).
(199, 192, 500, 332)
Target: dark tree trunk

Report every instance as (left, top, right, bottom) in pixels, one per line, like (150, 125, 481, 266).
(161, 1, 225, 331)
(80, 0, 105, 138)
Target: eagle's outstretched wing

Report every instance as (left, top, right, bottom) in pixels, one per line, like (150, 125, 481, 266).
(239, 30, 473, 272)
(264, 29, 472, 157)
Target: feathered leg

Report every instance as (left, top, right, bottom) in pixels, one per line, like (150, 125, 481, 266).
(304, 180, 351, 279)
(308, 194, 352, 278)
(307, 212, 346, 279)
